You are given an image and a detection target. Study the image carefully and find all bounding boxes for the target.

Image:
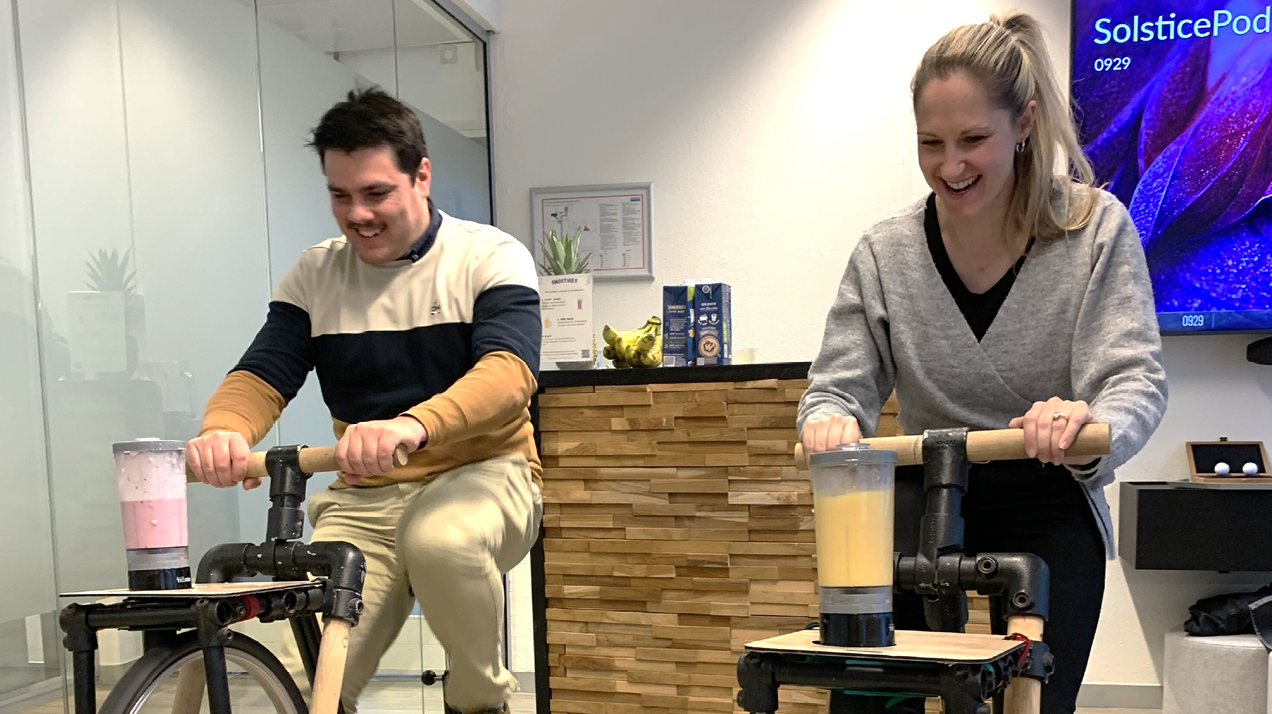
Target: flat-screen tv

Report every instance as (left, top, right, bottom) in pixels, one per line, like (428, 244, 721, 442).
(1072, 0, 1272, 333)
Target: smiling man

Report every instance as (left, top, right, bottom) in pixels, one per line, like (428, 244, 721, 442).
(186, 88, 542, 714)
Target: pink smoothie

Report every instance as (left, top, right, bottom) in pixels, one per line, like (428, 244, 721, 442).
(120, 498, 188, 549)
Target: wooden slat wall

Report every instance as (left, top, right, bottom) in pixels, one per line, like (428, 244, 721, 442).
(538, 378, 985, 714)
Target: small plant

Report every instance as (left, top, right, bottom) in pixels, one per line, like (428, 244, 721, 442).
(84, 248, 138, 307)
(537, 227, 592, 275)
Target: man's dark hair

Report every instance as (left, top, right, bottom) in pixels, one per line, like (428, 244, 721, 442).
(309, 87, 428, 178)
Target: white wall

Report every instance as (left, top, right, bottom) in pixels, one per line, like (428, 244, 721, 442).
(491, 0, 1272, 696)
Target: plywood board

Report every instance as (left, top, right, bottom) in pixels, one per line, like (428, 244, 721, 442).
(61, 580, 318, 598)
(744, 628, 1022, 664)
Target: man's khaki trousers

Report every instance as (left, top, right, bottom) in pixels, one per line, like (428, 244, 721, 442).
(281, 454, 541, 713)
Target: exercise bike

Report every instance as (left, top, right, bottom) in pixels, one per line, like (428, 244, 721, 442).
(736, 423, 1111, 714)
(58, 445, 444, 714)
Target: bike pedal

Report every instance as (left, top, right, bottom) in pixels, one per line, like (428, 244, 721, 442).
(421, 669, 447, 686)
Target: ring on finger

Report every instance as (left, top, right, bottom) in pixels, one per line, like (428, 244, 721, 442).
(1051, 411, 1066, 421)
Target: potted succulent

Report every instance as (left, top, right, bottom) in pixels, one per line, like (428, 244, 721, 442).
(537, 226, 592, 276)
(69, 248, 144, 377)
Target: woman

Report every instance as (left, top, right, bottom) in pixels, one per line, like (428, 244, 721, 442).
(798, 12, 1167, 714)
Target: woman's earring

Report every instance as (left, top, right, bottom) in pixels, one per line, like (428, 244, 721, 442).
(1016, 138, 1028, 153)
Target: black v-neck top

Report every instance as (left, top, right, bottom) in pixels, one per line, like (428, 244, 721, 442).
(924, 194, 1034, 341)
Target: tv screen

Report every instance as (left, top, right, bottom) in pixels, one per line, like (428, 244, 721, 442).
(1071, 0, 1272, 333)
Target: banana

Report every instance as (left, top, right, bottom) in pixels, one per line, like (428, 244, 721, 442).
(632, 330, 656, 354)
(617, 327, 648, 345)
(637, 332, 663, 368)
(602, 316, 664, 368)
(601, 325, 628, 362)
(628, 321, 661, 368)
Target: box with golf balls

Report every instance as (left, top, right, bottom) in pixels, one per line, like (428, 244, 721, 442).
(1186, 438, 1269, 483)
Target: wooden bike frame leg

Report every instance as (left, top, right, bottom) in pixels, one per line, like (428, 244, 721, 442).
(1004, 615, 1044, 714)
(171, 661, 207, 714)
(310, 618, 352, 714)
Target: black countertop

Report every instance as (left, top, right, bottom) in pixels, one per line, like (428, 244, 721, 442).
(537, 361, 811, 389)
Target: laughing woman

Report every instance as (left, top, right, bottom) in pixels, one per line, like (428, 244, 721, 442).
(797, 12, 1168, 714)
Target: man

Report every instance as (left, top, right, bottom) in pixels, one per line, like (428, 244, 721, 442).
(186, 88, 542, 714)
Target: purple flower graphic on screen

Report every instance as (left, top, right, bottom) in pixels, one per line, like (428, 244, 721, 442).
(1074, 0, 1272, 313)
(1130, 45, 1272, 249)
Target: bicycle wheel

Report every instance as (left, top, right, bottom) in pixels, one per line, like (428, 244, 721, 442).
(100, 630, 307, 714)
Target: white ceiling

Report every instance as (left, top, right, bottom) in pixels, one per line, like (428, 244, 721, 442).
(249, 0, 475, 54)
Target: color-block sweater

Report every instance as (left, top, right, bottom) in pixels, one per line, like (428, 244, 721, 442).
(200, 208, 542, 488)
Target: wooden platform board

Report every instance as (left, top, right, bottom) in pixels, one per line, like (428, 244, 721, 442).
(744, 628, 1024, 665)
(60, 581, 318, 598)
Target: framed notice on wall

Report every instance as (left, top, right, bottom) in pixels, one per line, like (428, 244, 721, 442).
(530, 183, 653, 281)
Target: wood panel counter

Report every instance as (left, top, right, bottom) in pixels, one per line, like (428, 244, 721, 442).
(528, 363, 903, 714)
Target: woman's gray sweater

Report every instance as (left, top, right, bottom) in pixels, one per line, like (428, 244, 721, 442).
(798, 184, 1168, 558)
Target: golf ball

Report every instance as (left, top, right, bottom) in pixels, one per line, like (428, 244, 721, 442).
(1214, 462, 1230, 476)
(1244, 462, 1259, 476)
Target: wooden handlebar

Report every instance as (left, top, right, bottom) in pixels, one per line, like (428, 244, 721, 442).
(245, 444, 409, 480)
(793, 423, 1110, 470)
(187, 444, 409, 483)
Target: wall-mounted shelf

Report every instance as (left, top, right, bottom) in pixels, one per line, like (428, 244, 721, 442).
(1119, 481, 1272, 572)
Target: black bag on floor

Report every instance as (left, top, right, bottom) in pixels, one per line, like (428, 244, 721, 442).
(1185, 583, 1272, 636)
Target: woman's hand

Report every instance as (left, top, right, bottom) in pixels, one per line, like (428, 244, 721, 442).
(1009, 397, 1092, 465)
(800, 413, 862, 467)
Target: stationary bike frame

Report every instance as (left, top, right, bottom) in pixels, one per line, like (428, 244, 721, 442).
(61, 445, 371, 714)
(738, 424, 1110, 714)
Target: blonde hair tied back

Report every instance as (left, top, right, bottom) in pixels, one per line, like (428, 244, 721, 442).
(911, 12, 1097, 240)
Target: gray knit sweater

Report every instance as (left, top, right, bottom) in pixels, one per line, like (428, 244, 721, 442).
(798, 184, 1168, 558)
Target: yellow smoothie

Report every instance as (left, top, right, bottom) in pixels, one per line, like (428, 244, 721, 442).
(814, 489, 895, 588)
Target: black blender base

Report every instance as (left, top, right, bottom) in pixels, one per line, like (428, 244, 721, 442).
(127, 566, 193, 590)
(819, 612, 895, 648)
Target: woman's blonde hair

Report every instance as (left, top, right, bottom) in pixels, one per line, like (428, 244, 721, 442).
(911, 12, 1097, 241)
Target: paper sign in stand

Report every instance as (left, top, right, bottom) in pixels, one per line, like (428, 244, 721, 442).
(539, 274, 594, 369)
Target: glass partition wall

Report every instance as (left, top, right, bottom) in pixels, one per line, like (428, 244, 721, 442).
(0, 1, 502, 712)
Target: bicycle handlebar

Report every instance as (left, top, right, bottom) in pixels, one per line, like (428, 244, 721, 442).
(244, 444, 409, 480)
(186, 444, 409, 483)
(793, 423, 1110, 471)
